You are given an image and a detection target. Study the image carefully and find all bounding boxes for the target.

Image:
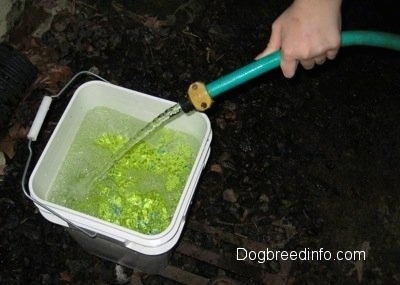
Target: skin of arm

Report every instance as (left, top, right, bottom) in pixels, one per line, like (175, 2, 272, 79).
(256, 0, 343, 78)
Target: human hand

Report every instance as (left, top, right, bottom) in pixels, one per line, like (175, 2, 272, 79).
(256, 0, 342, 78)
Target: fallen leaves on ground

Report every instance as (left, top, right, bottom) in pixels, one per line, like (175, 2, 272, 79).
(0, 123, 29, 159)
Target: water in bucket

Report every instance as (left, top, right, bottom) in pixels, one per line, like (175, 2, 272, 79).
(48, 106, 198, 234)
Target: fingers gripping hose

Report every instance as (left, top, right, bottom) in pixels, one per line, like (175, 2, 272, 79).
(183, 30, 400, 112)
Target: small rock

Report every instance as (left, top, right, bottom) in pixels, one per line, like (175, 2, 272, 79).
(210, 163, 223, 174)
(115, 264, 130, 284)
(259, 193, 269, 203)
(223, 188, 237, 203)
(216, 117, 226, 129)
(41, 273, 52, 285)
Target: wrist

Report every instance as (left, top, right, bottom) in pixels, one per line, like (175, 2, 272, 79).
(294, 0, 342, 10)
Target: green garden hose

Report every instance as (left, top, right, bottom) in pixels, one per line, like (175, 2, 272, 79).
(183, 30, 400, 112)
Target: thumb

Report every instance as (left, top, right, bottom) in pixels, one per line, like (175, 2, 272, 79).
(255, 28, 282, 59)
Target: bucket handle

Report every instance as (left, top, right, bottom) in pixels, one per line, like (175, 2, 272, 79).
(22, 70, 109, 238)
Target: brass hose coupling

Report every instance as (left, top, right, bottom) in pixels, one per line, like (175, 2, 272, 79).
(186, 81, 214, 112)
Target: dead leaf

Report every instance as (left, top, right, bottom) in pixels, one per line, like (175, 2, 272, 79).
(32, 64, 72, 94)
(127, 12, 173, 34)
(59, 271, 71, 282)
(0, 123, 29, 159)
(15, 37, 58, 71)
(13, 37, 72, 94)
(0, 152, 6, 176)
(143, 16, 169, 32)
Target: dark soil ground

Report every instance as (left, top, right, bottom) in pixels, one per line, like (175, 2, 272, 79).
(1, 0, 400, 284)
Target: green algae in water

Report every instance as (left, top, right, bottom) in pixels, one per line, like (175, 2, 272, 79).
(48, 106, 198, 235)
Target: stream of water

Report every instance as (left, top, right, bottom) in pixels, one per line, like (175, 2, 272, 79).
(90, 103, 183, 185)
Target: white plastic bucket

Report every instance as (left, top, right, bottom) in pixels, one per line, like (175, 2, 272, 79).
(28, 81, 212, 273)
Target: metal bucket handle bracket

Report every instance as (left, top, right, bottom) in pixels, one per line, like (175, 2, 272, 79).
(22, 71, 109, 238)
